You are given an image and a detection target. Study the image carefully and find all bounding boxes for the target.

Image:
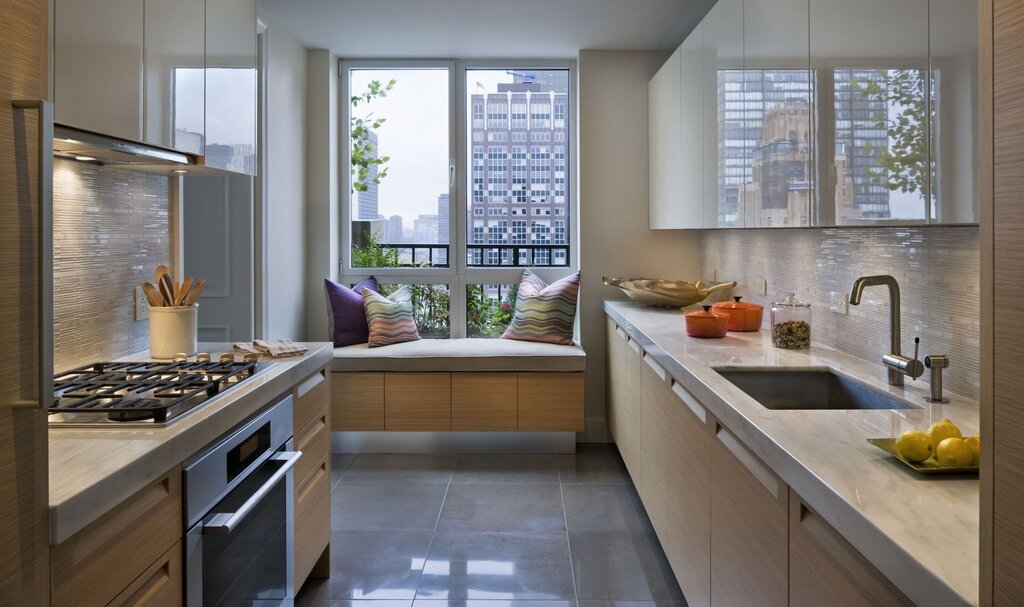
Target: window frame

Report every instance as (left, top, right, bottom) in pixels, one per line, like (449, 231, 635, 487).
(339, 58, 578, 339)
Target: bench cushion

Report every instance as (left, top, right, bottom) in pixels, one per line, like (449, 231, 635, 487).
(332, 338, 587, 373)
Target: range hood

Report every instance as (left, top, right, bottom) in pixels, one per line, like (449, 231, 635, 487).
(53, 124, 199, 171)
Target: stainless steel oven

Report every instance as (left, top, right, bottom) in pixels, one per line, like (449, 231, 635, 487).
(184, 394, 299, 606)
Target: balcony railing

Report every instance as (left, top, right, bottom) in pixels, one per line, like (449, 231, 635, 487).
(373, 243, 570, 268)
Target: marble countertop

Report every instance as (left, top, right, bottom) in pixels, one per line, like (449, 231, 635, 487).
(605, 301, 978, 607)
(48, 342, 333, 545)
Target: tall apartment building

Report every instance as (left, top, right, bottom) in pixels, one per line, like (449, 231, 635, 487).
(357, 131, 380, 221)
(469, 80, 569, 266)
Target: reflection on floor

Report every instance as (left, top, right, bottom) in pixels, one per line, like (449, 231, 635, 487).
(295, 445, 686, 607)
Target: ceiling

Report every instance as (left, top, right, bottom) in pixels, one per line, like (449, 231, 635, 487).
(257, 0, 712, 59)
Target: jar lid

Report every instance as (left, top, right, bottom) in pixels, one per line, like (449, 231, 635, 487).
(712, 296, 763, 310)
(772, 293, 810, 308)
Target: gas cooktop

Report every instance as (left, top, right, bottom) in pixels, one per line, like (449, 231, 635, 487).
(49, 354, 272, 427)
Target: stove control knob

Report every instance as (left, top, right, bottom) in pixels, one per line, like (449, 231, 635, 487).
(242, 352, 258, 364)
(219, 352, 236, 364)
(173, 353, 189, 362)
(195, 353, 211, 363)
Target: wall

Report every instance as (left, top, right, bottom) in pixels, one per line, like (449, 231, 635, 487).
(578, 50, 702, 441)
(698, 226, 980, 400)
(52, 158, 171, 370)
(262, 18, 308, 338)
(304, 48, 340, 342)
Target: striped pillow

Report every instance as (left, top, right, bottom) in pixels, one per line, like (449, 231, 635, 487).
(363, 286, 421, 348)
(501, 270, 580, 345)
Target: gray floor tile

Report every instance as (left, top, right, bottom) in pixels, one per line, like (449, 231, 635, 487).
(569, 532, 684, 601)
(332, 482, 448, 531)
(298, 596, 412, 607)
(413, 601, 575, 607)
(453, 455, 560, 484)
(561, 484, 653, 532)
(320, 555, 425, 600)
(577, 602, 686, 607)
(557, 446, 631, 485)
(332, 454, 358, 490)
(331, 530, 435, 561)
(427, 530, 571, 563)
(437, 483, 566, 532)
(342, 454, 456, 484)
(416, 556, 576, 600)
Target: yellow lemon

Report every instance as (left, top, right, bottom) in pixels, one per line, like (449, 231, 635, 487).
(964, 436, 981, 466)
(927, 419, 962, 453)
(895, 430, 932, 463)
(935, 438, 974, 467)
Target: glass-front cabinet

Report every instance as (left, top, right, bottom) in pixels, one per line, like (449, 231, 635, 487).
(650, 0, 978, 228)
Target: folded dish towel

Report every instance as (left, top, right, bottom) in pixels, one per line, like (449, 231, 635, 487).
(233, 338, 308, 358)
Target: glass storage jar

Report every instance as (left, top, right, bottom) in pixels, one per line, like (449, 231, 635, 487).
(771, 293, 811, 349)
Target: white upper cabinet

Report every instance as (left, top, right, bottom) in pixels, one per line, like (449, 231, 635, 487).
(204, 0, 257, 175)
(649, 48, 682, 229)
(650, 0, 978, 228)
(54, 0, 144, 141)
(145, 0, 206, 155)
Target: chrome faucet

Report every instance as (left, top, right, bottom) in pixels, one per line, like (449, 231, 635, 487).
(849, 275, 924, 386)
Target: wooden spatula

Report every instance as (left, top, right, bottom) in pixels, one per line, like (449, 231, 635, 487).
(174, 277, 194, 306)
(184, 278, 205, 306)
(141, 282, 163, 307)
(157, 275, 174, 307)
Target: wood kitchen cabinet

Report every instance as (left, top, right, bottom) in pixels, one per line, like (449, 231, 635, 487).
(640, 357, 712, 607)
(144, 0, 205, 154)
(293, 366, 332, 591)
(789, 490, 912, 606)
(607, 320, 644, 489)
(710, 423, 789, 607)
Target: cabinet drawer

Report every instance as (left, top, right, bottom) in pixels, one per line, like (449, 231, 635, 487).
(294, 366, 330, 433)
(294, 453, 331, 590)
(517, 372, 584, 431)
(108, 540, 183, 607)
(452, 372, 517, 431)
(332, 371, 385, 430)
(385, 372, 451, 431)
(51, 466, 182, 607)
(295, 407, 330, 487)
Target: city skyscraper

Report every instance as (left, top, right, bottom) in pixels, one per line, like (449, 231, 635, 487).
(384, 214, 404, 244)
(357, 131, 380, 221)
(469, 76, 569, 266)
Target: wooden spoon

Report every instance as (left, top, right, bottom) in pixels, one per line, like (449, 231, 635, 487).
(154, 264, 170, 286)
(174, 277, 194, 306)
(141, 282, 163, 307)
(184, 278, 205, 306)
(157, 275, 174, 307)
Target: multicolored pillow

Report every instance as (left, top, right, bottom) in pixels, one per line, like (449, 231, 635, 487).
(363, 286, 421, 348)
(501, 270, 580, 345)
(324, 276, 378, 347)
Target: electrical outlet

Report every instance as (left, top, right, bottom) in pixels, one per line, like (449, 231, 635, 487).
(829, 291, 848, 315)
(134, 286, 150, 321)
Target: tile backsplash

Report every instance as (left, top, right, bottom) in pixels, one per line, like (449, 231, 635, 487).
(699, 226, 980, 400)
(53, 159, 172, 371)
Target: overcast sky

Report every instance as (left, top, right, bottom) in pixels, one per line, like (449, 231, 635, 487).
(349, 68, 524, 233)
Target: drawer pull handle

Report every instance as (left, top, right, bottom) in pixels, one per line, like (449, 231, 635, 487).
(671, 381, 706, 423)
(627, 339, 642, 354)
(615, 326, 627, 340)
(716, 426, 781, 500)
(643, 354, 667, 380)
(296, 370, 326, 399)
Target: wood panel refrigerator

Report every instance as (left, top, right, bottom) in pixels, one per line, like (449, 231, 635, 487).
(0, 0, 52, 604)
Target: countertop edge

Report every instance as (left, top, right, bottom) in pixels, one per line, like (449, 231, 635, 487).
(604, 301, 974, 607)
(48, 344, 333, 545)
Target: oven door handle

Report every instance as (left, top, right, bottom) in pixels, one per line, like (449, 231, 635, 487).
(202, 450, 302, 535)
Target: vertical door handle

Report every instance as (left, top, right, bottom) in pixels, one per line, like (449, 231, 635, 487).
(449, 159, 456, 187)
(11, 100, 53, 411)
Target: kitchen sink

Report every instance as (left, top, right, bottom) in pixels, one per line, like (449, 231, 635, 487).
(714, 367, 917, 411)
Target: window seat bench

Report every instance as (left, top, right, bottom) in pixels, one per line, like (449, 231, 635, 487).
(330, 339, 586, 432)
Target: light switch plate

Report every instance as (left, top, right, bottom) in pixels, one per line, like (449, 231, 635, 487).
(134, 286, 150, 321)
(829, 291, 848, 315)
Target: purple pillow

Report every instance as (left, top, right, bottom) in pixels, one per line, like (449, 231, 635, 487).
(324, 277, 378, 346)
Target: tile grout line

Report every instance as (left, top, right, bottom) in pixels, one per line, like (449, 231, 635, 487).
(409, 465, 453, 604)
(557, 457, 581, 606)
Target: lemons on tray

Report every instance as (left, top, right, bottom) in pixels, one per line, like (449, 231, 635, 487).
(927, 418, 962, 453)
(895, 430, 932, 463)
(964, 436, 981, 465)
(935, 437, 975, 468)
